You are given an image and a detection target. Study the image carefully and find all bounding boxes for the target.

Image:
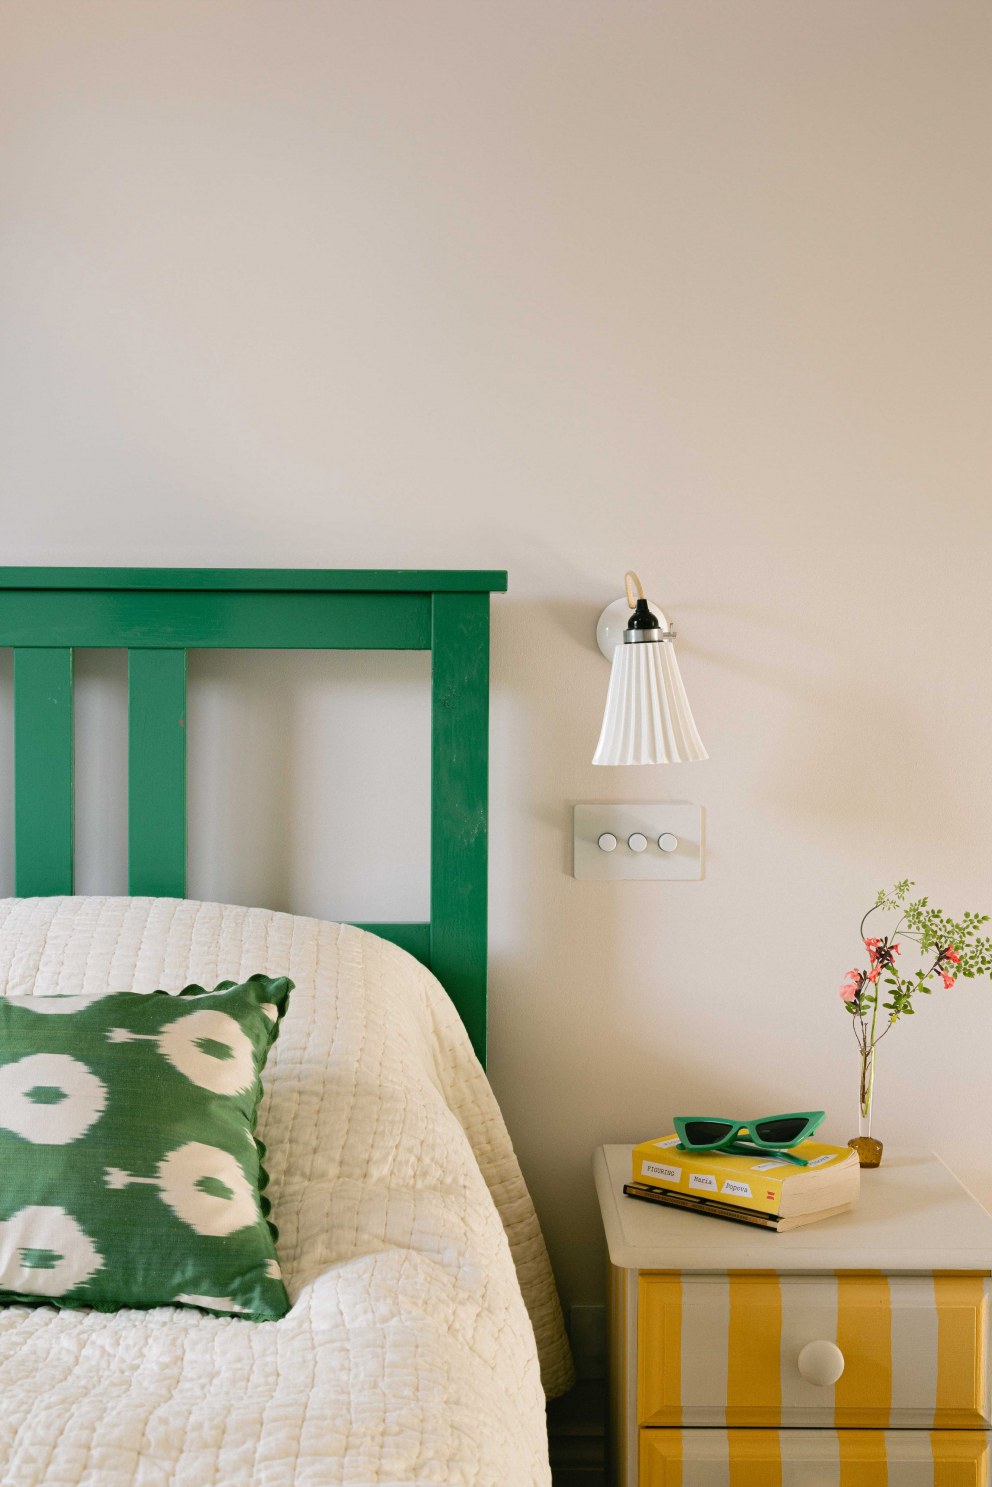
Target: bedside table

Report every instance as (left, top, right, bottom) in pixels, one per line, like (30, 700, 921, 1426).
(595, 1146, 992, 1486)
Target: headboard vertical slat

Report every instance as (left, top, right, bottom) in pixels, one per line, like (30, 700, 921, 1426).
(13, 647, 74, 896)
(127, 648, 188, 898)
(429, 591, 491, 1067)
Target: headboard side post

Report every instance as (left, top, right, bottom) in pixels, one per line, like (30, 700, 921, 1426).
(429, 591, 491, 1067)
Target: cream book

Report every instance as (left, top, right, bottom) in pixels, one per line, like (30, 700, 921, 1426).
(629, 1134, 860, 1228)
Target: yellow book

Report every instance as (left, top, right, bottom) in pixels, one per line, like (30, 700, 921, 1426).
(631, 1134, 860, 1221)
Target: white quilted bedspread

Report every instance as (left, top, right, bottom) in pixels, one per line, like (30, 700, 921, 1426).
(0, 897, 573, 1487)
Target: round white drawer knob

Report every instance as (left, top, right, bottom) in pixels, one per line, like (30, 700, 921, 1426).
(658, 833, 678, 853)
(628, 833, 648, 853)
(597, 832, 618, 852)
(797, 1340, 845, 1387)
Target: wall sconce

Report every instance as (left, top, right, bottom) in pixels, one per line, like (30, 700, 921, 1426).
(592, 571, 708, 765)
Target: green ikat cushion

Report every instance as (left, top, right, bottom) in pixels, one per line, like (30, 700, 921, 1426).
(0, 973, 292, 1321)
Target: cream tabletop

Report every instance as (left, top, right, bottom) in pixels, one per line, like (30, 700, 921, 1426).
(595, 1144, 992, 1272)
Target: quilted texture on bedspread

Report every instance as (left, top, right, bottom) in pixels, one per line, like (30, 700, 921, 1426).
(0, 897, 574, 1487)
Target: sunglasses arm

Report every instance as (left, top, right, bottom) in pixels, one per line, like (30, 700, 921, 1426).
(728, 1141, 808, 1166)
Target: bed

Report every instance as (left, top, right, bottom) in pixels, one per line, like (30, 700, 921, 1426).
(0, 569, 573, 1487)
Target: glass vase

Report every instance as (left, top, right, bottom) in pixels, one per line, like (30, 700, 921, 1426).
(848, 1043, 883, 1167)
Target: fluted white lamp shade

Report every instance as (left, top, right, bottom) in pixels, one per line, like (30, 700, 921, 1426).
(592, 575, 708, 765)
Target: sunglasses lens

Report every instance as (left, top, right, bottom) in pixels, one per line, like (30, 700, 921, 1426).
(682, 1120, 736, 1146)
(753, 1116, 808, 1145)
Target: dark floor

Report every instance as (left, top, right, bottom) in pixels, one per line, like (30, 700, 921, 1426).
(547, 1378, 608, 1487)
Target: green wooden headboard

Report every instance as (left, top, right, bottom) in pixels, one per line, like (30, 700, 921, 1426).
(0, 567, 506, 1066)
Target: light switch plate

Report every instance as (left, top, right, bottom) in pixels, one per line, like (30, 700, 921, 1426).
(573, 803, 703, 880)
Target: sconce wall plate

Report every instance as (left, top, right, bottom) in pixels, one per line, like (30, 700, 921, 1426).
(596, 596, 673, 659)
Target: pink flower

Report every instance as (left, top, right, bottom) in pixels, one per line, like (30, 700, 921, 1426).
(944, 947, 960, 964)
(941, 972, 956, 989)
(890, 943, 901, 956)
(839, 981, 859, 1002)
(864, 937, 881, 947)
(867, 967, 880, 983)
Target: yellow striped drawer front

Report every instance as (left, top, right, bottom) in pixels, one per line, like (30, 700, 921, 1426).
(639, 1429, 989, 1486)
(638, 1273, 991, 1429)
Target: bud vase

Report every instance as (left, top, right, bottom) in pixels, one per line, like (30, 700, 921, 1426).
(848, 1044, 883, 1167)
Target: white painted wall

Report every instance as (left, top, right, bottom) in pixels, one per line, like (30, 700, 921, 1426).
(1, 1, 990, 1309)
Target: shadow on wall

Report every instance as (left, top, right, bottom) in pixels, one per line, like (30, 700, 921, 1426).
(685, 598, 969, 850)
(189, 647, 432, 921)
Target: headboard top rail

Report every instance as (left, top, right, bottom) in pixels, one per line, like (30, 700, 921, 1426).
(0, 568, 508, 593)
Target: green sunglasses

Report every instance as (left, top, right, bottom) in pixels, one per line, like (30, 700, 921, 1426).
(673, 1111, 825, 1167)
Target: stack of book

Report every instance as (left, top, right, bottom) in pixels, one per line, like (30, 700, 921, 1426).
(625, 1134, 860, 1232)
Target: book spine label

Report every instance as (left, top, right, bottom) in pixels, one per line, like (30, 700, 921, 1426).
(642, 1161, 680, 1182)
(632, 1155, 782, 1214)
